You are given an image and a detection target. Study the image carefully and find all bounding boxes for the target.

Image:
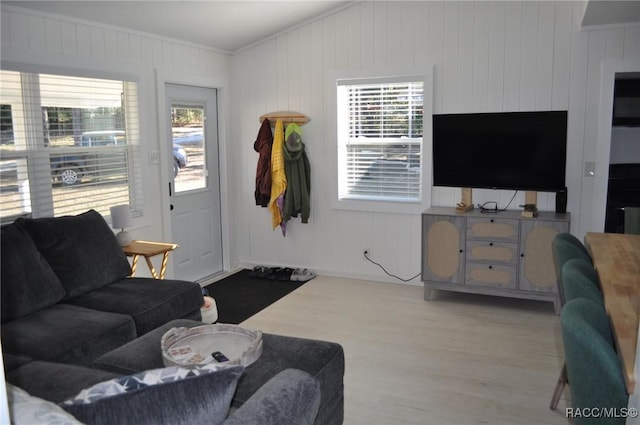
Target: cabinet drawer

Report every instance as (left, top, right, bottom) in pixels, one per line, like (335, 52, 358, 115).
(465, 263, 517, 289)
(466, 240, 518, 264)
(467, 217, 519, 242)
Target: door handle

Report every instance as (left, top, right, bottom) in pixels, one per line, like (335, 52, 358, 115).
(170, 204, 174, 211)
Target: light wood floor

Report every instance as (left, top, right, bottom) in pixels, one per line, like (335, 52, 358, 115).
(241, 275, 570, 425)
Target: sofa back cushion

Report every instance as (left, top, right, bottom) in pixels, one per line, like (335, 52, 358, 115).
(18, 210, 132, 299)
(1, 222, 66, 323)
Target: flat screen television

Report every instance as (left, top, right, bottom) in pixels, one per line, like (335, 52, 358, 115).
(432, 111, 567, 192)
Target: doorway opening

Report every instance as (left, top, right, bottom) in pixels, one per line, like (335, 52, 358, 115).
(604, 74, 640, 233)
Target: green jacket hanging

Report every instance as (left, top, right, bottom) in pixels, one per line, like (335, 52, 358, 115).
(282, 124, 310, 224)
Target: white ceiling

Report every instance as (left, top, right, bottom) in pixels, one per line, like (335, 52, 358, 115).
(4, 1, 639, 54)
(3, 1, 352, 53)
(582, 0, 640, 27)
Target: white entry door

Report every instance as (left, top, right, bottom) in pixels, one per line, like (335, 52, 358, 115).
(166, 84, 223, 281)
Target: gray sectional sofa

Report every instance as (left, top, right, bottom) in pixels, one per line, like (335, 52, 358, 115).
(1, 210, 204, 366)
(1, 210, 345, 425)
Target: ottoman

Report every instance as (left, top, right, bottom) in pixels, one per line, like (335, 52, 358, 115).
(92, 319, 345, 425)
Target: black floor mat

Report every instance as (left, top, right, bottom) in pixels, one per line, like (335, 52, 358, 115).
(203, 268, 307, 324)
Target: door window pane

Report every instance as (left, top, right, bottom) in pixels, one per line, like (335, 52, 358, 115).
(172, 105, 205, 193)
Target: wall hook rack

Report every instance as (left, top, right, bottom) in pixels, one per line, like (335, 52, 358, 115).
(260, 111, 310, 126)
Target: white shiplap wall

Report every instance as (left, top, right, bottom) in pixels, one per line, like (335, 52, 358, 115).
(1, 2, 639, 285)
(0, 5, 234, 272)
(230, 1, 640, 284)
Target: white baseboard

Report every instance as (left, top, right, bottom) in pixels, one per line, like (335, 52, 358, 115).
(235, 261, 422, 287)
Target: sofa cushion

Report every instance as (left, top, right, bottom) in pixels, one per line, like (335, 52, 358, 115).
(1, 304, 136, 366)
(62, 364, 245, 425)
(7, 384, 84, 425)
(234, 333, 345, 425)
(6, 361, 120, 404)
(1, 221, 66, 323)
(92, 319, 204, 374)
(2, 353, 32, 373)
(224, 369, 321, 425)
(65, 277, 204, 336)
(18, 210, 131, 299)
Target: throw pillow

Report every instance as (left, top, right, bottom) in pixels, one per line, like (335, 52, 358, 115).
(18, 210, 131, 299)
(62, 364, 244, 425)
(7, 384, 84, 425)
(1, 222, 66, 323)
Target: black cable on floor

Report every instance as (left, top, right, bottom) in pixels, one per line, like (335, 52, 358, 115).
(364, 251, 421, 283)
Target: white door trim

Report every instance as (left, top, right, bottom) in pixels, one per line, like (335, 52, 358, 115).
(155, 70, 231, 277)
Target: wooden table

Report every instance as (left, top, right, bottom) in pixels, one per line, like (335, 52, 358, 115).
(122, 240, 178, 280)
(585, 232, 640, 394)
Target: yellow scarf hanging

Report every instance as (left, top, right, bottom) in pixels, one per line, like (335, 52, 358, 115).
(268, 119, 287, 230)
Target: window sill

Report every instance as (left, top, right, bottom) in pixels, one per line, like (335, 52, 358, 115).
(332, 197, 428, 215)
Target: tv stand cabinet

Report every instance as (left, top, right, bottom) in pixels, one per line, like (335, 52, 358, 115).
(421, 207, 570, 313)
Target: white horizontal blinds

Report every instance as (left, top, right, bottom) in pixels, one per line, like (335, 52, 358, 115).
(339, 79, 423, 201)
(0, 71, 39, 220)
(0, 70, 140, 222)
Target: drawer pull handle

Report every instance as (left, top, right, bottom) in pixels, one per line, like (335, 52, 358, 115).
(490, 219, 494, 223)
(520, 253, 525, 257)
(459, 249, 463, 253)
(488, 265, 493, 269)
(489, 242, 493, 246)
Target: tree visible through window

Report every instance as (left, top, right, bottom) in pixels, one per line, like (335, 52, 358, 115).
(337, 78, 424, 202)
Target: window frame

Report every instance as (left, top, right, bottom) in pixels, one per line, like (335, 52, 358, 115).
(329, 66, 433, 214)
(0, 63, 144, 223)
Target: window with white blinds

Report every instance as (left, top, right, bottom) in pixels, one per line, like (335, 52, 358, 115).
(337, 78, 424, 202)
(0, 70, 141, 223)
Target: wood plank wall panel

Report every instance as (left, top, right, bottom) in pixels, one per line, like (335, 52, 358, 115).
(230, 1, 638, 285)
(1, 5, 231, 260)
(2, 2, 638, 285)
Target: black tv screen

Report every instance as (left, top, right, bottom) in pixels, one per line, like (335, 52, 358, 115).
(432, 111, 567, 192)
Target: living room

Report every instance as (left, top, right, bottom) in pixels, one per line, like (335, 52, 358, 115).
(1, 1, 639, 424)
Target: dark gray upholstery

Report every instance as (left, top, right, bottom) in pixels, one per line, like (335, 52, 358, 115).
(18, 210, 132, 299)
(237, 333, 345, 425)
(65, 278, 203, 336)
(92, 319, 345, 425)
(1, 304, 136, 366)
(92, 319, 201, 374)
(2, 353, 32, 372)
(8, 362, 323, 425)
(6, 361, 120, 404)
(1, 221, 66, 323)
(1, 210, 204, 370)
(2, 209, 343, 425)
(63, 366, 245, 425)
(224, 369, 321, 425)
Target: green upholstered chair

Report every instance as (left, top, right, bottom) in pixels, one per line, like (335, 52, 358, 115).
(549, 235, 598, 410)
(552, 235, 593, 305)
(555, 232, 593, 261)
(550, 258, 604, 410)
(624, 207, 640, 235)
(561, 258, 603, 306)
(561, 298, 627, 425)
